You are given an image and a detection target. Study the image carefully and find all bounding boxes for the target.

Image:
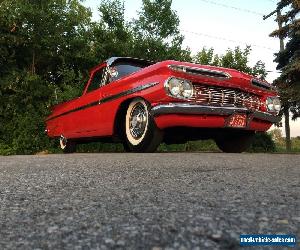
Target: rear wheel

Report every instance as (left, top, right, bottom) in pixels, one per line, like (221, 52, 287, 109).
(60, 135, 76, 153)
(215, 131, 255, 153)
(123, 98, 163, 152)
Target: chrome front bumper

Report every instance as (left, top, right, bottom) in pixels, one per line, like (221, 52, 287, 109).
(150, 103, 281, 123)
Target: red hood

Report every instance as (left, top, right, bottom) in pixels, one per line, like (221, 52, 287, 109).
(160, 60, 276, 96)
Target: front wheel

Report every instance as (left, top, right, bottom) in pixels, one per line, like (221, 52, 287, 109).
(215, 131, 255, 153)
(123, 98, 163, 152)
(60, 135, 76, 153)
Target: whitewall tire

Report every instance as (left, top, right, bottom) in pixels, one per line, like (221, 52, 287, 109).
(124, 98, 163, 152)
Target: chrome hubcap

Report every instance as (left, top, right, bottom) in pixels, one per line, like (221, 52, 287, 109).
(60, 135, 67, 149)
(129, 103, 147, 139)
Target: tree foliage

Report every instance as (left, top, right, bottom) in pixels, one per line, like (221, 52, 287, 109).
(135, 0, 180, 39)
(193, 46, 267, 79)
(270, 0, 300, 120)
(0, 0, 93, 154)
(132, 0, 191, 61)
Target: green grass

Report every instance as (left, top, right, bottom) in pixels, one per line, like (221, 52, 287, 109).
(157, 140, 220, 152)
(273, 138, 300, 153)
(2, 136, 300, 155)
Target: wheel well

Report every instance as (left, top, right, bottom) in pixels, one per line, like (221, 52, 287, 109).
(113, 98, 135, 139)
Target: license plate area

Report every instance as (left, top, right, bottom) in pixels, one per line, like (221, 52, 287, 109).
(226, 113, 247, 128)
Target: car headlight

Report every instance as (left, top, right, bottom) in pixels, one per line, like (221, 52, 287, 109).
(165, 77, 193, 99)
(266, 96, 281, 113)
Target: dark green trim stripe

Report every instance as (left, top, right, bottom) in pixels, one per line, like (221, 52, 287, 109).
(46, 82, 159, 122)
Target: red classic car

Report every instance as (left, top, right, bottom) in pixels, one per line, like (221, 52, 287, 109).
(45, 57, 281, 153)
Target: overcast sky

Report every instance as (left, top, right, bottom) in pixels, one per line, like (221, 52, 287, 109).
(83, 0, 300, 137)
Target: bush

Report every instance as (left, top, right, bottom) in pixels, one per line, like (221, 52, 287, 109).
(247, 132, 276, 153)
(0, 141, 15, 156)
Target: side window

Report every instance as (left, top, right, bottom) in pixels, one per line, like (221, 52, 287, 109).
(87, 68, 105, 93)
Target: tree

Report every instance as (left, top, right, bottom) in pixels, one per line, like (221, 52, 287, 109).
(270, 0, 300, 151)
(91, 0, 135, 60)
(269, 128, 283, 142)
(132, 0, 191, 61)
(0, 0, 93, 154)
(193, 46, 267, 79)
(193, 47, 219, 66)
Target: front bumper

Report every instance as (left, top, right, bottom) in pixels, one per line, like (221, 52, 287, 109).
(150, 103, 281, 123)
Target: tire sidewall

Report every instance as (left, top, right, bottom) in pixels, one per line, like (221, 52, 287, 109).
(124, 98, 161, 152)
(215, 131, 255, 153)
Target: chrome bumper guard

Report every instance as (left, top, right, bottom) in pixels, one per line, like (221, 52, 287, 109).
(150, 103, 281, 123)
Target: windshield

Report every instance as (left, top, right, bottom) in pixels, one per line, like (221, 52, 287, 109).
(109, 62, 150, 82)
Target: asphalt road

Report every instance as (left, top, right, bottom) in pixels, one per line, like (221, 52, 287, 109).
(0, 153, 299, 250)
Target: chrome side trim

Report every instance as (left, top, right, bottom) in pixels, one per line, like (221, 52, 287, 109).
(99, 82, 159, 104)
(46, 82, 159, 122)
(168, 64, 231, 79)
(150, 103, 281, 123)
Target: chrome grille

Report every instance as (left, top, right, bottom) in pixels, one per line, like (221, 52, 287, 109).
(191, 84, 261, 110)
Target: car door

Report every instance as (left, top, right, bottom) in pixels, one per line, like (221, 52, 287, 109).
(70, 65, 107, 137)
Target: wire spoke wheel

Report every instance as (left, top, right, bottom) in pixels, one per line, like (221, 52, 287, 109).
(124, 98, 163, 152)
(129, 103, 148, 140)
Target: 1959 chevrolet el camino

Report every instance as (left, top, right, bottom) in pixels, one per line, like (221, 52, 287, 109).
(45, 57, 281, 153)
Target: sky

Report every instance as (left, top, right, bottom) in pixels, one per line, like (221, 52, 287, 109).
(83, 0, 300, 137)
